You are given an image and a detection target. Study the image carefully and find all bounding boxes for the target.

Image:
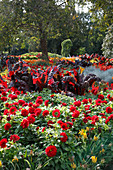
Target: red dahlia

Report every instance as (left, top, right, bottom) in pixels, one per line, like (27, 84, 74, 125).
(35, 108, 42, 116)
(18, 99, 25, 105)
(20, 119, 29, 128)
(45, 145, 57, 157)
(0, 138, 7, 148)
(11, 95, 18, 100)
(4, 123, 11, 131)
(82, 99, 88, 104)
(28, 107, 35, 114)
(106, 107, 112, 114)
(52, 109, 61, 117)
(61, 122, 68, 130)
(98, 94, 104, 100)
(74, 101, 81, 107)
(72, 110, 80, 118)
(10, 134, 20, 143)
(60, 132, 68, 142)
(45, 100, 49, 107)
(21, 109, 29, 117)
(27, 115, 35, 124)
(9, 106, 17, 115)
(1, 96, 7, 102)
(42, 110, 49, 117)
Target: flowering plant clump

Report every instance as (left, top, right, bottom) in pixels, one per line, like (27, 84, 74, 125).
(0, 54, 113, 169)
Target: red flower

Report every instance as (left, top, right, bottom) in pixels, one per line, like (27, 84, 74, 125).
(45, 145, 57, 157)
(20, 119, 29, 128)
(60, 132, 68, 142)
(62, 102, 67, 106)
(108, 114, 113, 120)
(11, 95, 18, 100)
(72, 110, 80, 118)
(28, 102, 33, 107)
(28, 107, 35, 114)
(45, 100, 49, 107)
(89, 98, 92, 103)
(27, 115, 35, 124)
(57, 120, 63, 125)
(9, 106, 17, 115)
(18, 99, 25, 105)
(1, 91, 7, 96)
(0, 138, 7, 148)
(106, 107, 112, 114)
(5, 103, 10, 107)
(50, 94, 54, 98)
(13, 102, 19, 106)
(42, 110, 49, 117)
(35, 98, 43, 105)
(61, 122, 68, 130)
(42, 127, 46, 132)
(1, 96, 7, 102)
(74, 100, 81, 107)
(70, 106, 76, 112)
(102, 100, 108, 104)
(91, 115, 99, 122)
(91, 88, 98, 95)
(47, 120, 54, 127)
(98, 94, 104, 100)
(4, 123, 11, 131)
(35, 108, 42, 117)
(4, 109, 9, 115)
(82, 99, 88, 104)
(66, 121, 73, 129)
(15, 91, 20, 95)
(21, 109, 29, 117)
(105, 119, 109, 124)
(36, 126, 39, 130)
(95, 99, 102, 106)
(10, 134, 20, 143)
(52, 109, 61, 117)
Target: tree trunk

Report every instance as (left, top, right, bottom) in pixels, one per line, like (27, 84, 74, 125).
(40, 34, 48, 59)
(39, 23, 49, 60)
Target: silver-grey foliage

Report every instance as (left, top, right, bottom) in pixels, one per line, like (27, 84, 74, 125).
(83, 66, 113, 84)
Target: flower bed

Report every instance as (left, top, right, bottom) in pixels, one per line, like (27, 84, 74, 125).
(0, 54, 113, 169)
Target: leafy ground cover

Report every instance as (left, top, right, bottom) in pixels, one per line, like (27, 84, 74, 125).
(0, 53, 113, 170)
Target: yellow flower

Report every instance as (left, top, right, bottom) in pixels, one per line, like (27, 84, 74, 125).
(91, 156, 97, 163)
(71, 162, 76, 169)
(79, 129, 84, 135)
(86, 127, 89, 131)
(94, 136, 98, 141)
(0, 160, 2, 167)
(12, 156, 18, 162)
(83, 133, 87, 139)
(101, 148, 105, 153)
(72, 16, 76, 20)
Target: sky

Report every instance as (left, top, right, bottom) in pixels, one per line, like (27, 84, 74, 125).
(75, 2, 92, 13)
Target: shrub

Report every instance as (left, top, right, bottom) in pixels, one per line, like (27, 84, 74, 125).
(61, 39, 73, 57)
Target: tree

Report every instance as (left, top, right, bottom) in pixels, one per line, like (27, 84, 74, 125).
(102, 24, 113, 58)
(0, 0, 75, 58)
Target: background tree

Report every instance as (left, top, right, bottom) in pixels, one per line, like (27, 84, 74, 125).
(102, 24, 113, 58)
